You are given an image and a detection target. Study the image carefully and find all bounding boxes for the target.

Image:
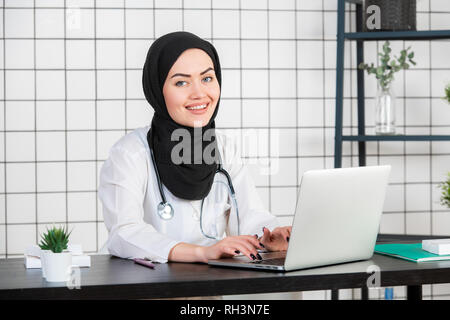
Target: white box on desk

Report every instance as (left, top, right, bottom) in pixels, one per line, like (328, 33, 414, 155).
(24, 244, 91, 268)
(422, 239, 450, 255)
(24, 255, 91, 268)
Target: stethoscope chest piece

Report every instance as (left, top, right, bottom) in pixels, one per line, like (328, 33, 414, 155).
(157, 202, 174, 220)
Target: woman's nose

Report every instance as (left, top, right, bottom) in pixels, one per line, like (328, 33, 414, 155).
(189, 80, 207, 99)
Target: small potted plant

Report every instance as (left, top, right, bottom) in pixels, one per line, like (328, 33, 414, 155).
(439, 173, 450, 209)
(359, 41, 416, 135)
(38, 225, 73, 282)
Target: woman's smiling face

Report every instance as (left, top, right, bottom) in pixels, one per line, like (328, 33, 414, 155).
(163, 48, 220, 128)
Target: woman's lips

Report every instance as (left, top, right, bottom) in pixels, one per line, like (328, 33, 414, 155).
(185, 102, 209, 115)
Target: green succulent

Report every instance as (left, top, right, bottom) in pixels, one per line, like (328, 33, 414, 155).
(445, 83, 450, 104)
(359, 41, 416, 91)
(440, 173, 450, 209)
(38, 225, 72, 253)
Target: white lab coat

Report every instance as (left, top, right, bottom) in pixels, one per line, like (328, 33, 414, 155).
(98, 126, 280, 263)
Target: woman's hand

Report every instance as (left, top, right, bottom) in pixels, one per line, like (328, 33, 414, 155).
(200, 235, 265, 263)
(259, 226, 292, 252)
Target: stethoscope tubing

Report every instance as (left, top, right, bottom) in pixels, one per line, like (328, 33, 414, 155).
(148, 128, 238, 236)
(149, 145, 167, 204)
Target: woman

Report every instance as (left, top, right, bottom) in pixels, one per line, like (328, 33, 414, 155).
(98, 31, 291, 264)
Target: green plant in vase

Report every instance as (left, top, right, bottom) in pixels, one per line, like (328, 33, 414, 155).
(444, 83, 450, 104)
(440, 173, 450, 209)
(437, 86, 450, 208)
(359, 41, 416, 135)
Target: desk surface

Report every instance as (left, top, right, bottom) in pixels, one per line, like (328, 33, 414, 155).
(1, 234, 450, 299)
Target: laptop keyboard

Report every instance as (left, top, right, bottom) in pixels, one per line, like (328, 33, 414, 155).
(251, 258, 285, 266)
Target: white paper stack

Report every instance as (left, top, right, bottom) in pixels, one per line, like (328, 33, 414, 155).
(422, 239, 450, 255)
(24, 244, 91, 269)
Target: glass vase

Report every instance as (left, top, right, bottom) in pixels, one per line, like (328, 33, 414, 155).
(375, 83, 396, 135)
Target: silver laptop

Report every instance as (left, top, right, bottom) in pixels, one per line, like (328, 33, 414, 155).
(208, 165, 391, 271)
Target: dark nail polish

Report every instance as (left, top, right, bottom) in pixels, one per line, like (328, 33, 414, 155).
(287, 237, 290, 242)
(262, 227, 265, 232)
(254, 234, 258, 238)
(250, 254, 256, 260)
(235, 250, 240, 254)
(259, 242, 265, 248)
(256, 253, 262, 260)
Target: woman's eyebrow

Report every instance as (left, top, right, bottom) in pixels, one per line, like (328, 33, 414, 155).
(170, 67, 214, 79)
(200, 67, 214, 75)
(170, 73, 189, 78)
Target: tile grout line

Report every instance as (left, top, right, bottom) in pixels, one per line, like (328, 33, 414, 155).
(403, 38, 407, 235)
(2, 95, 450, 100)
(4, 66, 450, 71)
(0, 37, 358, 41)
(238, 0, 243, 182)
(428, 0, 434, 299)
(2, 0, 6, 257)
(181, 0, 184, 31)
(322, 0, 326, 170)
(266, 0, 272, 213)
(295, 0, 299, 202)
(94, 0, 99, 252)
(3, 5, 449, 13)
(428, 0, 433, 238)
(33, 0, 38, 246)
(64, 0, 69, 237)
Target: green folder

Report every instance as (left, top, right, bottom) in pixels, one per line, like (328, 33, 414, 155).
(374, 243, 450, 262)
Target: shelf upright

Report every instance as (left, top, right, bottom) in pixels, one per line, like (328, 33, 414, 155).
(334, 0, 346, 168)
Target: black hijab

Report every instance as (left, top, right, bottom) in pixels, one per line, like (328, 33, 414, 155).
(142, 31, 222, 200)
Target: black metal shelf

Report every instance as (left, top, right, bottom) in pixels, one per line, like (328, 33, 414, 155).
(342, 135, 450, 142)
(334, 0, 450, 168)
(345, 0, 363, 4)
(344, 30, 450, 41)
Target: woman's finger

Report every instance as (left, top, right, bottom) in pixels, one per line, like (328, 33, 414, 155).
(286, 227, 292, 241)
(274, 227, 290, 242)
(238, 238, 261, 259)
(230, 243, 256, 261)
(225, 235, 263, 251)
(282, 229, 290, 242)
(240, 235, 265, 250)
(286, 226, 292, 237)
(261, 227, 271, 243)
(229, 239, 261, 261)
(223, 246, 241, 257)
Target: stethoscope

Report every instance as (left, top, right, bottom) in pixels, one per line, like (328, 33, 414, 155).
(147, 129, 240, 239)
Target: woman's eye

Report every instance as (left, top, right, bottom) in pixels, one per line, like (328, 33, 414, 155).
(175, 81, 187, 87)
(203, 76, 213, 83)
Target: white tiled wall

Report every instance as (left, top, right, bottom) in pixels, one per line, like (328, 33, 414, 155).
(1, 0, 450, 300)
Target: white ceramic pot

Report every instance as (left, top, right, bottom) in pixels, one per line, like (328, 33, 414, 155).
(40, 249, 50, 278)
(44, 251, 72, 282)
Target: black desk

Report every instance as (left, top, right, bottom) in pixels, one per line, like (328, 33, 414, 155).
(1, 234, 449, 300)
